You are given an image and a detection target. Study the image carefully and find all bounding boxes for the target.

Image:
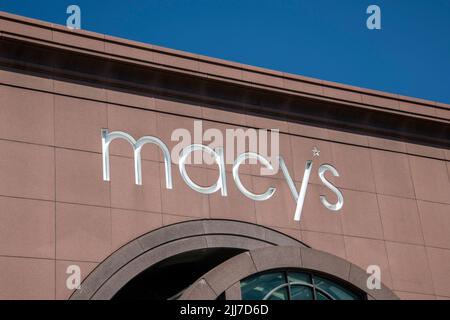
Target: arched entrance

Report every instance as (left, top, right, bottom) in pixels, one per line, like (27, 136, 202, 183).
(180, 246, 398, 300)
(70, 219, 397, 300)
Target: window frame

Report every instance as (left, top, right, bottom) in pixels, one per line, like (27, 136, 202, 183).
(240, 268, 367, 301)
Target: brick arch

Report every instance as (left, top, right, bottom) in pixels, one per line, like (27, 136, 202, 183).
(70, 219, 307, 300)
(180, 246, 399, 300)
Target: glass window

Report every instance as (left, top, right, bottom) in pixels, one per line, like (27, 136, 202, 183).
(240, 272, 285, 300)
(287, 272, 311, 285)
(241, 269, 364, 300)
(266, 287, 289, 300)
(291, 285, 314, 300)
(313, 276, 361, 300)
(316, 291, 330, 300)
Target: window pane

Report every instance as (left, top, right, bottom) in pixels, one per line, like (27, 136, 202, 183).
(313, 276, 361, 300)
(266, 287, 289, 300)
(290, 285, 313, 300)
(287, 272, 311, 285)
(241, 270, 363, 301)
(316, 291, 331, 300)
(241, 272, 285, 300)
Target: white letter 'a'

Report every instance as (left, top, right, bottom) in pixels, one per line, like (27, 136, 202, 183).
(179, 144, 227, 196)
(366, 5, 381, 30)
(66, 5, 81, 30)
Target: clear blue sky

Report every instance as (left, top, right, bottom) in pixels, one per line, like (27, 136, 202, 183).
(1, 0, 449, 103)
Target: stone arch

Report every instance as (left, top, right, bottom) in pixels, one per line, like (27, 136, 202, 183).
(180, 246, 399, 300)
(70, 219, 306, 300)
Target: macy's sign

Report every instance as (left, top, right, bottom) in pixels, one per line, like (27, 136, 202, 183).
(101, 128, 344, 222)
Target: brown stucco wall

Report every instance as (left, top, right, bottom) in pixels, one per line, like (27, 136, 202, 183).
(0, 11, 449, 300)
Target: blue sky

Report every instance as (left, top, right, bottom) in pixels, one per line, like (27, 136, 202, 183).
(1, 0, 449, 103)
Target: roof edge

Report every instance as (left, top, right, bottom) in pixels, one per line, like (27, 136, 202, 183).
(0, 10, 448, 115)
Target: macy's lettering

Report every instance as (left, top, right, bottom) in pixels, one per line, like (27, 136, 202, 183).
(101, 129, 344, 222)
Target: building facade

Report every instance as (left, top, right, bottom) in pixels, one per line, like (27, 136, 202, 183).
(0, 12, 449, 300)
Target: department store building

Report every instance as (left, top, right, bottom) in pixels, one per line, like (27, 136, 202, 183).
(0, 12, 449, 300)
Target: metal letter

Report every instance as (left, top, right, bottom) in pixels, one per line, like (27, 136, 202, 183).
(179, 144, 227, 196)
(233, 153, 276, 201)
(101, 129, 172, 188)
(279, 157, 313, 221)
(318, 164, 344, 211)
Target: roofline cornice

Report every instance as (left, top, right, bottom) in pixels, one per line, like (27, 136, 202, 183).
(0, 11, 449, 149)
